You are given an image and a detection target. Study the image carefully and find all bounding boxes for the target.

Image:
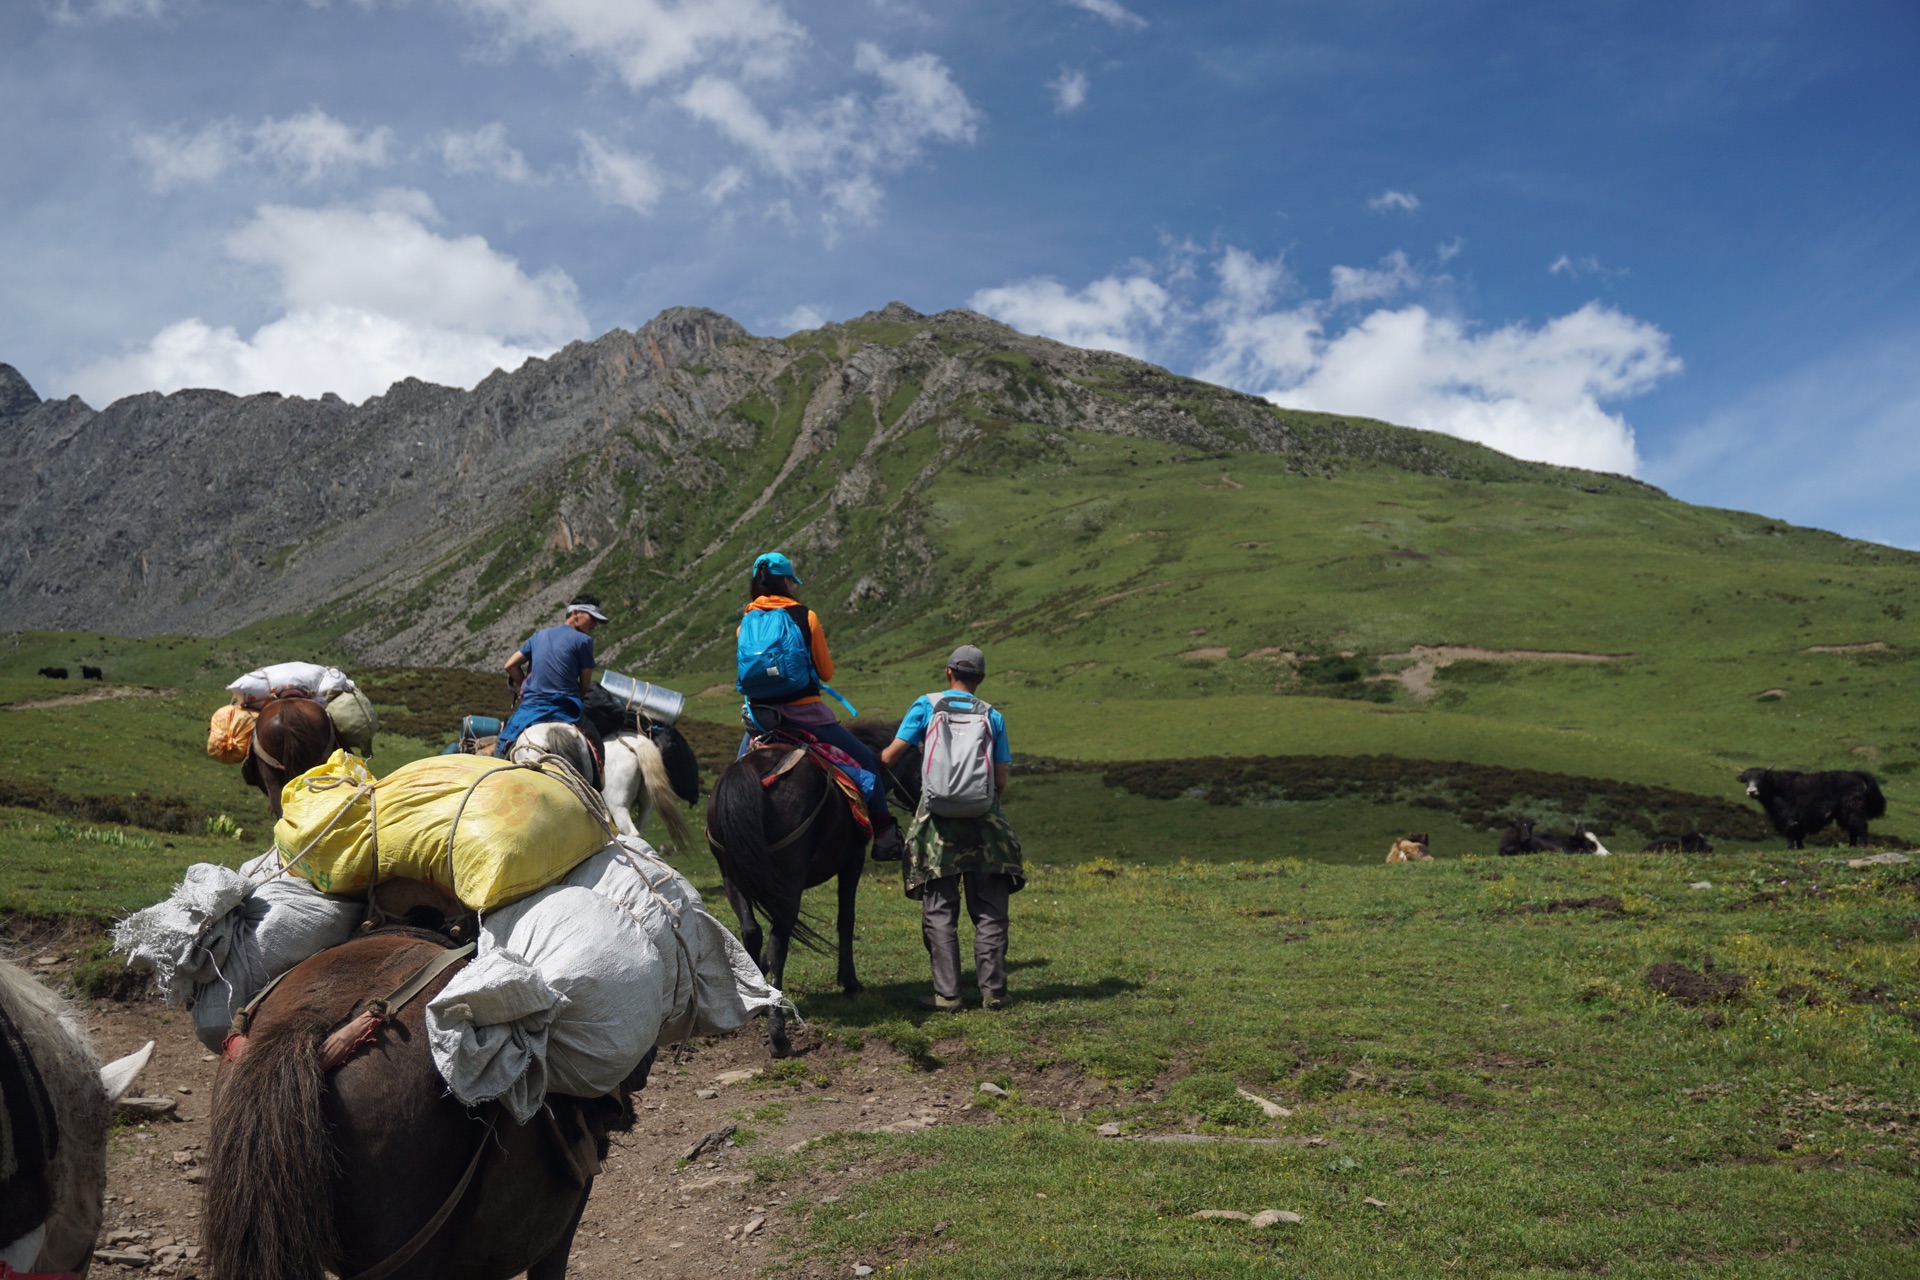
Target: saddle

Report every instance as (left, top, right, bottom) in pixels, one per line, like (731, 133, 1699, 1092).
(745, 730, 873, 841)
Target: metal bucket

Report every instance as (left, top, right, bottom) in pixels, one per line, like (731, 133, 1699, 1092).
(597, 671, 686, 726)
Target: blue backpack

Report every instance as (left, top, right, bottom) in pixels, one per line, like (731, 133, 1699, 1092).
(737, 605, 817, 701)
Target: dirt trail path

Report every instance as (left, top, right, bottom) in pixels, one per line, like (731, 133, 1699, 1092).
(64, 980, 1057, 1280)
(4, 686, 175, 711)
(1802, 642, 1888, 654)
(1378, 645, 1632, 700)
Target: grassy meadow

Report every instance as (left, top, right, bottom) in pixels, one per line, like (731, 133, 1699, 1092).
(6, 419, 1920, 1276)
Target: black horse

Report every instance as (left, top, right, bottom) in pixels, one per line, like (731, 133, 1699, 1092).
(704, 718, 919, 1058)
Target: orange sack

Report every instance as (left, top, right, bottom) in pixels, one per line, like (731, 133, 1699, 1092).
(207, 703, 259, 764)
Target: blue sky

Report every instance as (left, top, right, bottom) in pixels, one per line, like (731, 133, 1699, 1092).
(4, 0, 1917, 543)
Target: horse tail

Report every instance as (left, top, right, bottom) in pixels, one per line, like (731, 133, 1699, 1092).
(710, 760, 825, 950)
(206, 1018, 339, 1280)
(633, 734, 696, 853)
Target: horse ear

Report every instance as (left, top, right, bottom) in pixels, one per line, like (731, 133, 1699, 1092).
(100, 1039, 155, 1103)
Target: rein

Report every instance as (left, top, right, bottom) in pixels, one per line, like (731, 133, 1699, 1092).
(340, 1109, 499, 1280)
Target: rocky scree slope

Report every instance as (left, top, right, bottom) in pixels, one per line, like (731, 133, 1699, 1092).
(0, 303, 1648, 668)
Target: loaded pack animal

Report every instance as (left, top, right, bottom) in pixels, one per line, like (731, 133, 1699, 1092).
(203, 687, 669, 1279)
(35, 667, 66, 680)
(206, 928, 655, 1280)
(1385, 833, 1432, 863)
(704, 716, 919, 1058)
(510, 719, 695, 851)
(1, 957, 153, 1274)
(1738, 767, 1886, 848)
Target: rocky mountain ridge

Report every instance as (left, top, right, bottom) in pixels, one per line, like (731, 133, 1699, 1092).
(0, 303, 1643, 668)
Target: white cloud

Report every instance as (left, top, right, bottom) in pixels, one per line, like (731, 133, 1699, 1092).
(968, 273, 1171, 358)
(972, 246, 1681, 475)
(1050, 68, 1089, 112)
(577, 133, 664, 213)
(702, 165, 747, 202)
(1064, 0, 1146, 30)
(134, 110, 393, 190)
(449, 0, 804, 89)
(778, 303, 830, 331)
(1266, 303, 1674, 474)
(69, 192, 586, 404)
(1329, 249, 1420, 306)
(45, 0, 165, 22)
(1549, 253, 1624, 280)
(680, 42, 980, 222)
(441, 122, 535, 183)
(1436, 237, 1464, 264)
(1368, 190, 1420, 213)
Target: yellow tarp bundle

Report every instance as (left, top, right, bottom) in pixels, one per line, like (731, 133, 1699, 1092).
(273, 751, 613, 911)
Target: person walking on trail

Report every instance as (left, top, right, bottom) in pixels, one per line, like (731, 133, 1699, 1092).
(879, 645, 1024, 1012)
(495, 596, 607, 757)
(736, 552, 904, 861)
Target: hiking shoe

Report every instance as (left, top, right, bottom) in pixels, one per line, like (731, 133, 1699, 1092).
(915, 994, 964, 1012)
(870, 826, 905, 862)
(982, 994, 1008, 1011)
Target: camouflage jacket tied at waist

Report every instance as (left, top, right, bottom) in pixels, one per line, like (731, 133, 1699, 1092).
(901, 799, 1025, 900)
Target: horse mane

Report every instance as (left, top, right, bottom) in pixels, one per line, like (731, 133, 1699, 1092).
(242, 699, 339, 816)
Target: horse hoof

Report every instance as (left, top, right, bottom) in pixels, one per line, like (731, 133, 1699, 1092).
(840, 979, 864, 996)
(769, 1035, 792, 1060)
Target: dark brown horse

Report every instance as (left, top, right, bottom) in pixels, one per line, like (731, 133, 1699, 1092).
(206, 928, 648, 1280)
(240, 698, 341, 817)
(704, 720, 919, 1059)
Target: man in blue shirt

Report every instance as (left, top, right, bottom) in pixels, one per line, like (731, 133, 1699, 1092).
(495, 597, 606, 756)
(880, 645, 1024, 1011)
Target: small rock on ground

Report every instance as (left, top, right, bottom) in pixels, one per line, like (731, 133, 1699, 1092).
(1189, 1210, 1251, 1221)
(1236, 1087, 1292, 1118)
(977, 1081, 1007, 1097)
(1848, 851, 1912, 868)
(1095, 1122, 1121, 1137)
(1250, 1210, 1303, 1228)
(713, 1068, 762, 1087)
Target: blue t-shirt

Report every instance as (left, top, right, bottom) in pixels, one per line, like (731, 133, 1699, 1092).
(519, 624, 595, 702)
(896, 692, 1010, 762)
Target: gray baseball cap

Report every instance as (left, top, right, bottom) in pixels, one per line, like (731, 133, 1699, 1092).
(947, 644, 986, 676)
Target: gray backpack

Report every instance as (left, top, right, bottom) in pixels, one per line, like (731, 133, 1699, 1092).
(921, 694, 997, 818)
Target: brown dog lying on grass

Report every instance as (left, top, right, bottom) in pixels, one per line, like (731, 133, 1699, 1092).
(1385, 833, 1432, 863)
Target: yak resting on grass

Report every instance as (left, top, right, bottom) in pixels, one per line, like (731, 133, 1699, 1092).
(1642, 833, 1713, 854)
(1738, 768, 1886, 849)
(1498, 819, 1565, 856)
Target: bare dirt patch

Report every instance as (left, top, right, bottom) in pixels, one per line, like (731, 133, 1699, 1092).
(1643, 962, 1750, 1004)
(1376, 645, 1632, 700)
(5, 686, 176, 711)
(1180, 647, 1231, 661)
(1802, 642, 1888, 654)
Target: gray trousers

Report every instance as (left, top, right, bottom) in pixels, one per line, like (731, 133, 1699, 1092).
(921, 871, 1012, 1001)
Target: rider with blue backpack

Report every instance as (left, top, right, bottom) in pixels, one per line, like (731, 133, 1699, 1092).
(737, 552, 904, 861)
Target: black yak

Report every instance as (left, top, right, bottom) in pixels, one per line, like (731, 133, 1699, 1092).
(36, 666, 68, 679)
(1498, 819, 1567, 856)
(80, 665, 102, 680)
(1642, 833, 1713, 853)
(1737, 768, 1886, 848)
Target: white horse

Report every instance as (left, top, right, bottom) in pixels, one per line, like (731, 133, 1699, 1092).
(510, 720, 695, 851)
(1, 956, 153, 1274)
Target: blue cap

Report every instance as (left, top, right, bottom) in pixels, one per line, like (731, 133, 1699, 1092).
(753, 552, 803, 585)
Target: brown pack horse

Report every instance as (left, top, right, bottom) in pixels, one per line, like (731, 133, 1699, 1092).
(206, 928, 650, 1280)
